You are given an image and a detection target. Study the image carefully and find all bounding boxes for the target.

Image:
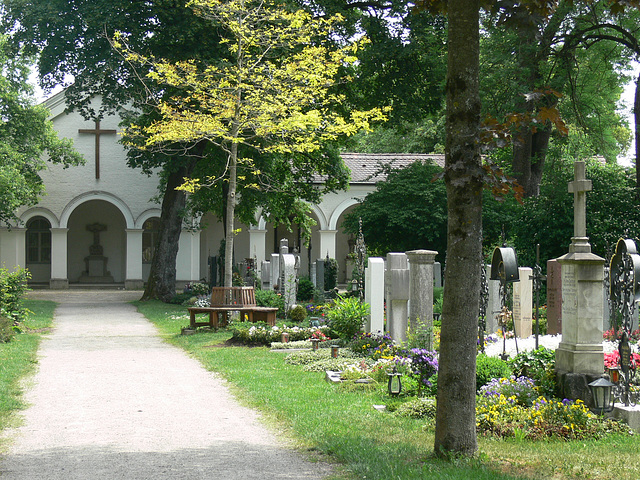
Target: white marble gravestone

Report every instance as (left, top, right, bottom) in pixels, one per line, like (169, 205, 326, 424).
(485, 265, 502, 334)
(365, 257, 385, 333)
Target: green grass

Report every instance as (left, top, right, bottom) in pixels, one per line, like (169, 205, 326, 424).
(0, 299, 56, 451)
(137, 300, 640, 480)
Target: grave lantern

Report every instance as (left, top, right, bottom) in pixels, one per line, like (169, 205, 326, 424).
(331, 345, 339, 358)
(387, 368, 402, 396)
(490, 247, 519, 283)
(588, 377, 615, 414)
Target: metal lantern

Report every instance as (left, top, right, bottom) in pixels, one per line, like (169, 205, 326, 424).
(310, 338, 320, 351)
(588, 377, 615, 414)
(331, 345, 339, 358)
(387, 368, 402, 396)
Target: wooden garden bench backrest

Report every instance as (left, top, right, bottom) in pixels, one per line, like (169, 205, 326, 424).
(209, 286, 256, 308)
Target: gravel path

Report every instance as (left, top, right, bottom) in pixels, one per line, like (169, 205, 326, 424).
(0, 291, 333, 479)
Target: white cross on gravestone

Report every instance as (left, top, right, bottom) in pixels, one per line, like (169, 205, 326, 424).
(568, 161, 592, 254)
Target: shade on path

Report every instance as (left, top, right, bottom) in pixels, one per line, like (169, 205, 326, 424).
(0, 291, 333, 479)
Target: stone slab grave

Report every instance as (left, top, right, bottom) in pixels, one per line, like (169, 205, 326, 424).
(386, 253, 409, 343)
(513, 267, 533, 338)
(547, 259, 562, 335)
(407, 250, 437, 350)
(278, 239, 297, 313)
(485, 265, 502, 334)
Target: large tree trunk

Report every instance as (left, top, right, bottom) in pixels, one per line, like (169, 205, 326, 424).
(224, 142, 238, 289)
(512, 127, 552, 197)
(434, 0, 481, 457)
(635, 71, 640, 192)
(141, 160, 196, 302)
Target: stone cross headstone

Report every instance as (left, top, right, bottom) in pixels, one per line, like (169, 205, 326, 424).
(567, 161, 592, 254)
(547, 259, 562, 334)
(555, 161, 605, 402)
(407, 250, 437, 349)
(365, 257, 385, 333)
(513, 266, 533, 338)
(315, 259, 325, 293)
(385, 253, 410, 342)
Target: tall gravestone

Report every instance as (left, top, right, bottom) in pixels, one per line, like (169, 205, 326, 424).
(513, 267, 533, 338)
(279, 239, 297, 312)
(546, 259, 562, 334)
(386, 253, 410, 342)
(270, 253, 280, 291)
(434, 262, 442, 289)
(407, 250, 437, 349)
(485, 265, 502, 334)
(555, 161, 605, 402)
(261, 260, 271, 290)
(365, 257, 385, 333)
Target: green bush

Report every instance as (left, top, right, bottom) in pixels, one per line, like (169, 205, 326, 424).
(0, 315, 14, 343)
(509, 347, 557, 398)
(190, 282, 211, 296)
(476, 353, 512, 391)
(324, 258, 338, 291)
(255, 289, 285, 316)
(0, 267, 31, 324)
(394, 397, 437, 419)
(297, 276, 315, 301)
(325, 295, 369, 341)
(288, 305, 307, 322)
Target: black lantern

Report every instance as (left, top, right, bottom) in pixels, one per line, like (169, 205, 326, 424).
(387, 368, 402, 396)
(588, 377, 615, 414)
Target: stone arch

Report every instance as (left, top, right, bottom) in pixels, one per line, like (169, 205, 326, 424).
(20, 207, 60, 228)
(135, 208, 163, 229)
(60, 191, 135, 229)
(328, 197, 362, 231)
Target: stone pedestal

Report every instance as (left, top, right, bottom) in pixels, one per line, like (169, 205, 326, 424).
(407, 250, 437, 349)
(556, 246, 605, 400)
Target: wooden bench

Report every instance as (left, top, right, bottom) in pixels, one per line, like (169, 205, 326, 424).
(187, 286, 278, 330)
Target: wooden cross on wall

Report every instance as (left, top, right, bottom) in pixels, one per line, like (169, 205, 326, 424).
(78, 120, 117, 179)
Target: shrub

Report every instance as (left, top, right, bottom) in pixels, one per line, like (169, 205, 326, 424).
(479, 376, 538, 407)
(297, 276, 315, 301)
(348, 332, 397, 359)
(398, 348, 438, 396)
(190, 282, 211, 296)
(394, 397, 437, 419)
(0, 315, 14, 343)
(255, 289, 285, 316)
(0, 267, 31, 324)
(476, 353, 512, 391)
(324, 258, 338, 291)
(509, 347, 557, 398)
(288, 305, 307, 323)
(325, 295, 369, 341)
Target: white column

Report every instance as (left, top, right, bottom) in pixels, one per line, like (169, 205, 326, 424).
(50, 228, 69, 289)
(0, 227, 25, 269)
(125, 228, 144, 290)
(176, 229, 201, 284)
(318, 229, 337, 260)
(249, 227, 267, 274)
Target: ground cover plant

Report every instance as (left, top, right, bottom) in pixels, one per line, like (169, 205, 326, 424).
(137, 300, 640, 480)
(0, 299, 55, 452)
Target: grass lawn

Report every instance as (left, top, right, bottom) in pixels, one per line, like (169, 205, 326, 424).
(0, 299, 56, 452)
(137, 300, 640, 480)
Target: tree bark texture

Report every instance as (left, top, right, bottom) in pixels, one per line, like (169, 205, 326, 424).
(141, 161, 195, 302)
(635, 71, 640, 192)
(434, 0, 481, 457)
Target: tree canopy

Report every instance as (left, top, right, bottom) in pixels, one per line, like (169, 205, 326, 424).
(119, 0, 387, 287)
(0, 35, 82, 226)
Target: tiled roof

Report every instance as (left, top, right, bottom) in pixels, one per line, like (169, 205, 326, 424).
(340, 152, 445, 184)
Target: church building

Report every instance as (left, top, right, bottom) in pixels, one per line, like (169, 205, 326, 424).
(0, 91, 444, 289)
